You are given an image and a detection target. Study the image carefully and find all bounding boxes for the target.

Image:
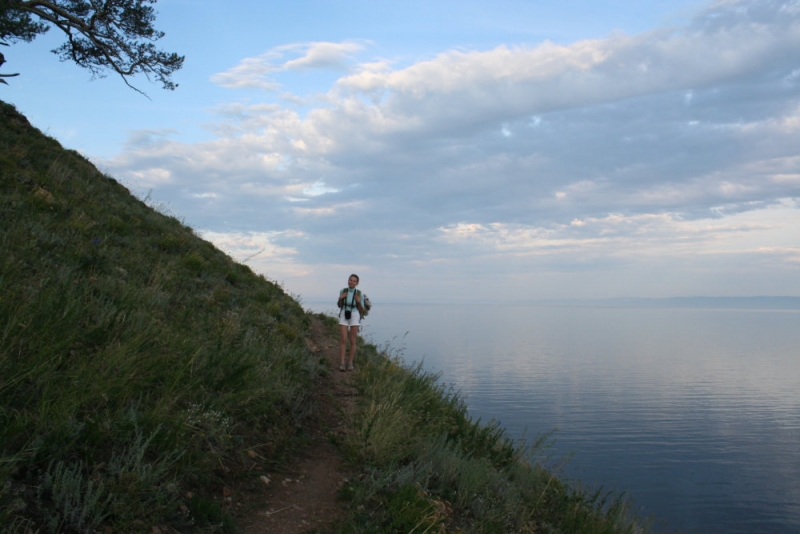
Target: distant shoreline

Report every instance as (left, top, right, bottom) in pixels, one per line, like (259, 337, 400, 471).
(533, 296, 800, 310)
(305, 296, 800, 310)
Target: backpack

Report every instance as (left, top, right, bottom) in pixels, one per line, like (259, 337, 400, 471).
(361, 293, 372, 317)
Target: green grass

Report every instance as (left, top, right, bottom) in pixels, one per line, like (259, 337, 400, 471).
(0, 100, 320, 532)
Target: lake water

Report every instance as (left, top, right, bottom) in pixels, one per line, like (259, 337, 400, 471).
(306, 302, 800, 533)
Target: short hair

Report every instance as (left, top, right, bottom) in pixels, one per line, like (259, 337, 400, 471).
(349, 273, 360, 283)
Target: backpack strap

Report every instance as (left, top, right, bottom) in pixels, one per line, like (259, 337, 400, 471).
(339, 288, 364, 313)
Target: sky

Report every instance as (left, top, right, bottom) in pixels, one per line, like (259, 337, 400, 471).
(3, 0, 800, 303)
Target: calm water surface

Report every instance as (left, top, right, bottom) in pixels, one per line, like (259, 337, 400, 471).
(308, 302, 800, 533)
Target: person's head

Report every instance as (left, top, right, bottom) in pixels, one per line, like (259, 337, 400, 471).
(348, 274, 359, 288)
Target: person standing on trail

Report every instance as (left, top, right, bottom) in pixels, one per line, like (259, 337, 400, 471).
(337, 273, 365, 372)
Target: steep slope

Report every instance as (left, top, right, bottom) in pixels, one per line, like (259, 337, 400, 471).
(0, 100, 322, 532)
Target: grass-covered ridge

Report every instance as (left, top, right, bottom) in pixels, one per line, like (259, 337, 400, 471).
(0, 100, 321, 532)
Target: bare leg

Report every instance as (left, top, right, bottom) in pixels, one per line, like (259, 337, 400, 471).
(339, 325, 349, 368)
(348, 325, 359, 367)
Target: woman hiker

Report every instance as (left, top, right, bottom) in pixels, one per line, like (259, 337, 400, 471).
(337, 273, 365, 371)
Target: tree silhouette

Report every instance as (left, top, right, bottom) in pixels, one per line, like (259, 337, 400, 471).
(0, 0, 183, 93)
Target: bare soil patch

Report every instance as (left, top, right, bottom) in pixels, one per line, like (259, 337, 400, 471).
(235, 317, 358, 534)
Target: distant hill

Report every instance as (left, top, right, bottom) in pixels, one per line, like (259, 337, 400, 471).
(0, 100, 322, 531)
(538, 296, 800, 310)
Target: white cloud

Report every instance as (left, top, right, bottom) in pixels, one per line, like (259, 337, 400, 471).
(437, 201, 800, 263)
(127, 167, 172, 186)
(209, 57, 283, 91)
(201, 230, 301, 263)
(210, 41, 366, 91)
(283, 42, 365, 71)
(102, 0, 800, 300)
(302, 180, 339, 196)
(327, 6, 800, 134)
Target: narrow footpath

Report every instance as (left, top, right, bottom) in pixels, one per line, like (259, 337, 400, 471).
(237, 317, 358, 533)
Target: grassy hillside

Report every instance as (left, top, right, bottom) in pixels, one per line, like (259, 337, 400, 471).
(0, 100, 322, 532)
(1, 100, 649, 533)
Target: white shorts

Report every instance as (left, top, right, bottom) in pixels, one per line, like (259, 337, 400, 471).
(339, 308, 362, 327)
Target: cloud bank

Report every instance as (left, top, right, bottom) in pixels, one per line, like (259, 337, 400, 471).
(105, 0, 800, 301)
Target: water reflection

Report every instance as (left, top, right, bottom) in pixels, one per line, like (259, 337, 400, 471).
(309, 302, 800, 533)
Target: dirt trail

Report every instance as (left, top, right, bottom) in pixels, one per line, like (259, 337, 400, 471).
(237, 317, 358, 534)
